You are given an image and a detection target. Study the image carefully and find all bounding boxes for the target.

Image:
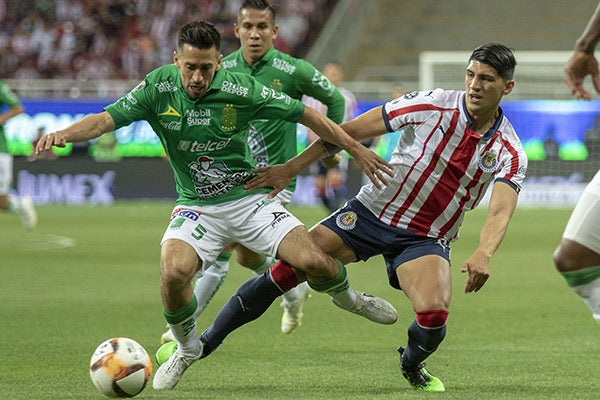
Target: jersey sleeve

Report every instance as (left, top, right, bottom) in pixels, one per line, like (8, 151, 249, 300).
(252, 79, 305, 123)
(495, 129, 528, 193)
(295, 60, 345, 124)
(382, 89, 445, 132)
(104, 80, 154, 129)
(0, 82, 21, 108)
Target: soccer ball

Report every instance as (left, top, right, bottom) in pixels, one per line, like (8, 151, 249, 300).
(89, 337, 152, 398)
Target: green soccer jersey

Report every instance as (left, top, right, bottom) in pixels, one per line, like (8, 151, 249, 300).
(105, 65, 305, 206)
(221, 46, 345, 192)
(0, 80, 22, 154)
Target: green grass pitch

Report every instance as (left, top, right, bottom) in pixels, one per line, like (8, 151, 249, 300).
(1, 201, 598, 399)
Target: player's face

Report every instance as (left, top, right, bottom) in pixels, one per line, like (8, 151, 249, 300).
(174, 44, 222, 100)
(235, 8, 278, 66)
(464, 60, 514, 116)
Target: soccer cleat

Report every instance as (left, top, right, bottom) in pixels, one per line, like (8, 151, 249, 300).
(20, 196, 37, 229)
(331, 290, 398, 324)
(156, 340, 178, 366)
(398, 347, 445, 392)
(152, 345, 202, 390)
(280, 283, 311, 334)
(160, 327, 176, 344)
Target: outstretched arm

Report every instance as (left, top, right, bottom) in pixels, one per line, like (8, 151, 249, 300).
(565, 2, 600, 100)
(461, 181, 519, 293)
(35, 111, 116, 155)
(246, 106, 392, 197)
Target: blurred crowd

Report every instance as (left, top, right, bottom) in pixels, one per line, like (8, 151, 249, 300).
(0, 0, 335, 81)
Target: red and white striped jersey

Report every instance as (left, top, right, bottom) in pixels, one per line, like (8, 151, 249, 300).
(356, 89, 527, 241)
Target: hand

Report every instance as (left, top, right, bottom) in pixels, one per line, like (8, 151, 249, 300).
(346, 145, 394, 189)
(35, 132, 67, 155)
(245, 164, 293, 199)
(460, 252, 490, 293)
(321, 153, 341, 168)
(565, 50, 600, 100)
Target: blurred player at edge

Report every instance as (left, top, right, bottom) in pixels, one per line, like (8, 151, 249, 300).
(158, 0, 347, 342)
(555, 1, 600, 323)
(245, 42, 526, 391)
(0, 80, 36, 229)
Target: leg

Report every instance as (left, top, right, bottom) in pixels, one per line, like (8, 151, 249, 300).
(553, 178, 600, 322)
(153, 239, 203, 390)
(396, 255, 451, 392)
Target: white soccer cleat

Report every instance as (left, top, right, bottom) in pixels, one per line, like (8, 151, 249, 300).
(160, 327, 176, 344)
(152, 346, 202, 390)
(20, 196, 37, 229)
(332, 290, 398, 324)
(280, 283, 311, 334)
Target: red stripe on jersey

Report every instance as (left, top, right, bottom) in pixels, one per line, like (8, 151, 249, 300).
(378, 112, 444, 222)
(386, 103, 457, 125)
(386, 110, 460, 229)
(436, 131, 499, 238)
(406, 112, 470, 235)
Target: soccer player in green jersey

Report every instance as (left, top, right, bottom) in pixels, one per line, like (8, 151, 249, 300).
(158, 0, 347, 340)
(0, 80, 36, 229)
(35, 20, 396, 390)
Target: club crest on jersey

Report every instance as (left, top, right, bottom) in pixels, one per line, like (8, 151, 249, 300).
(336, 211, 357, 231)
(221, 104, 237, 132)
(270, 79, 282, 92)
(479, 150, 498, 172)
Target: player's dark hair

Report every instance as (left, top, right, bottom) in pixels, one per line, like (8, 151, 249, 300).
(469, 43, 517, 80)
(239, 0, 276, 23)
(178, 20, 221, 52)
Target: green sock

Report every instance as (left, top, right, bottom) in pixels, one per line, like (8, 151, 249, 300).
(248, 255, 275, 275)
(561, 265, 600, 287)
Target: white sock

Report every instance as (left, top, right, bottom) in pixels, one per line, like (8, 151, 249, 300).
(572, 276, 600, 324)
(329, 287, 359, 309)
(165, 300, 201, 357)
(193, 258, 229, 320)
(7, 194, 23, 214)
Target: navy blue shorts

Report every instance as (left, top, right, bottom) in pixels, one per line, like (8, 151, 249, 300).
(319, 198, 451, 290)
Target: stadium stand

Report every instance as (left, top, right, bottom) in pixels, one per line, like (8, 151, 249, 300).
(0, 0, 336, 81)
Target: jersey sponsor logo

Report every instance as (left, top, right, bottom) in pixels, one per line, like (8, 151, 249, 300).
(186, 108, 211, 126)
(479, 150, 498, 172)
(336, 211, 358, 231)
(222, 59, 238, 69)
(160, 120, 182, 131)
(132, 81, 146, 92)
(159, 105, 182, 117)
(170, 207, 201, 221)
(311, 70, 333, 94)
(221, 104, 237, 131)
(155, 81, 178, 93)
(260, 86, 290, 103)
(189, 156, 251, 199)
(272, 57, 296, 74)
(183, 138, 231, 153)
(270, 211, 291, 228)
(221, 80, 249, 97)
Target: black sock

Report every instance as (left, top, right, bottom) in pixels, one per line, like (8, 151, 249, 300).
(200, 272, 283, 357)
(401, 319, 446, 369)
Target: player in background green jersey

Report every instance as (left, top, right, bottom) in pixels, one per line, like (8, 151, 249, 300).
(0, 80, 36, 229)
(157, 0, 346, 341)
(35, 20, 396, 390)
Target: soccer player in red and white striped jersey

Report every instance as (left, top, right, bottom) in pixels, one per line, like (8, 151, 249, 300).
(247, 42, 527, 391)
